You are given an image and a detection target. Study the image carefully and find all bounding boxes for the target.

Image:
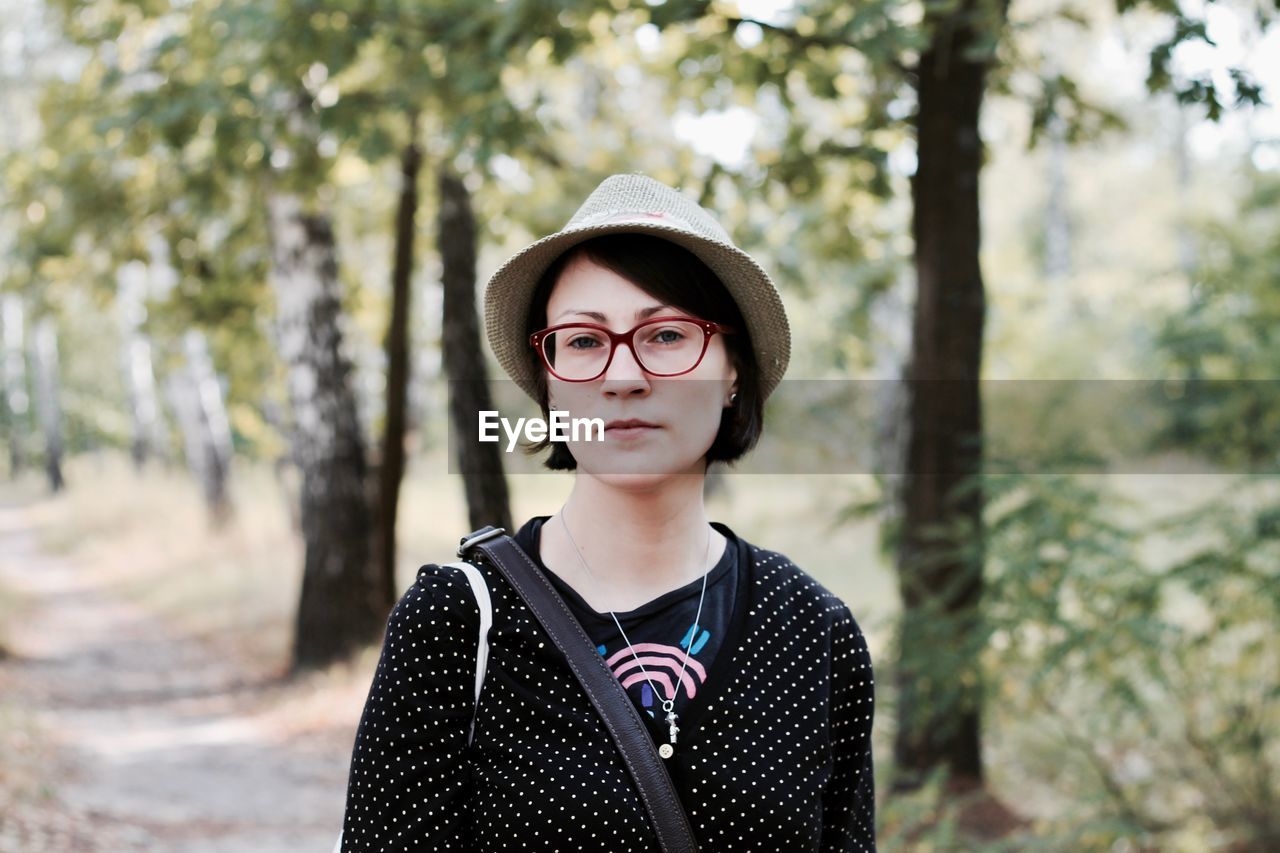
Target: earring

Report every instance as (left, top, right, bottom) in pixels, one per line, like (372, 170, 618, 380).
(728, 392, 738, 406)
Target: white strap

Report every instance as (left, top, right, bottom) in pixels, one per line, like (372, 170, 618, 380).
(444, 560, 492, 745)
(333, 562, 491, 852)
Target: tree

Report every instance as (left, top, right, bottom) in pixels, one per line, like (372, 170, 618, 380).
(19, 0, 619, 666)
(1152, 162, 1280, 467)
(115, 262, 169, 471)
(1, 295, 31, 477)
(166, 329, 233, 527)
(633, 0, 1273, 823)
(374, 115, 421, 613)
(31, 316, 65, 492)
(22, 0, 393, 667)
(267, 192, 384, 667)
(439, 167, 512, 532)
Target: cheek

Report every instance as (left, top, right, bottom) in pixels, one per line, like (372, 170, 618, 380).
(667, 383, 726, 438)
(550, 381, 596, 413)
(701, 339, 735, 380)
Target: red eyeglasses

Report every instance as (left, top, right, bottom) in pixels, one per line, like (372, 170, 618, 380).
(529, 316, 736, 382)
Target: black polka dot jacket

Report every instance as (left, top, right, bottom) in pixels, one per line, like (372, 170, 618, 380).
(340, 527, 877, 851)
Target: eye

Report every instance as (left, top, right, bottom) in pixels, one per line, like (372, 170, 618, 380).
(566, 333, 604, 349)
(648, 327, 687, 345)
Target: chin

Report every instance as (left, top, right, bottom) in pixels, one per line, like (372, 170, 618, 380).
(570, 444, 708, 487)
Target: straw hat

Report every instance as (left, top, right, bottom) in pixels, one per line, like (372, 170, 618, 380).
(482, 173, 791, 403)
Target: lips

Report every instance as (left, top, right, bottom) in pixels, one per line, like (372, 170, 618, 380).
(605, 419, 660, 431)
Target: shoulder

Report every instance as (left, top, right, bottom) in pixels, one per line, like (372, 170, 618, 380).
(383, 561, 483, 635)
(740, 539, 867, 638)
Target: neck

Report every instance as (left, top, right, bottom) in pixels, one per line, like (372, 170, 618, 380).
(547, 471, 720, 608)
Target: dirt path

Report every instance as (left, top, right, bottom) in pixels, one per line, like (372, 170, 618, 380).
(0, 505, 352, 852)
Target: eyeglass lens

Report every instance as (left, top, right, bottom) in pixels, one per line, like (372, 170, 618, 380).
(543, 320, 706, 380)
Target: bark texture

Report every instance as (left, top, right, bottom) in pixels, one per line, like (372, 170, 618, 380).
(116, 263, 167, 471)
(2, 295, 30, 476)
(31, 317, 64, 492)
(374, 129, 421, 612)
(895, 0, 1003, 791)
(267, 192, 383, 671)
(438, 167, 512, 533)
(180, 329, 234, 527)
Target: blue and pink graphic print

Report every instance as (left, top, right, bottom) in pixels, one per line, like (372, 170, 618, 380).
(597, 624, 712, 718)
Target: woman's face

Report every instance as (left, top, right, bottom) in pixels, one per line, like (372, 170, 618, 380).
(542, 253, 738, 488)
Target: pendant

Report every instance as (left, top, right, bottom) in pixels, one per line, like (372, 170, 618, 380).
(660, 701, 678, 758)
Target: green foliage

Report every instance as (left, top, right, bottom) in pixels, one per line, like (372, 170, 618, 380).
(1151, 166, 1280, 468)
(1146, 10, 1269, 121)
(840, 465, 1279, 845)
(1024, 72, 1128, 149)
(2, 0, 613, 461)
(983, 470, 1279, 846)
(875, 767, 975, 850)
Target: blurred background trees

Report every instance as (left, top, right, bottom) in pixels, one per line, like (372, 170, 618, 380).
(2, 0, 1278, 847)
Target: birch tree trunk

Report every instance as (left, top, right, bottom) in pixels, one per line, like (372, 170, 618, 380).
(266, 191, 383, 671)
(1044, 112, 1073, 283)
(2, 295, 30, 477)
(165, 371, 207, 490)
(129, 338, 165, 466)
(116, 263, 167, 470)
(438, 166, 512, 533)
(262, 395, 304, 535)
(182, 329, 234, 526)
(31, 317, 65, 492)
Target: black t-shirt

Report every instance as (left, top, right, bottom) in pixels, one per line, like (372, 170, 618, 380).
(512, 515, 738, 741)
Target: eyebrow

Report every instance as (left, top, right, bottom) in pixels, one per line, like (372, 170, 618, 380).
(554, 305, 678, 323)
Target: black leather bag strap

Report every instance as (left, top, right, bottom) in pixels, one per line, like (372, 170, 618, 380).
(457, 525, 699, 853)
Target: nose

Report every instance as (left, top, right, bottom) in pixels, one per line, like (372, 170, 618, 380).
(601, 341, 651, 398)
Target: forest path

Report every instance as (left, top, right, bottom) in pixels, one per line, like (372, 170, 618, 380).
(0, 501, 351, 853)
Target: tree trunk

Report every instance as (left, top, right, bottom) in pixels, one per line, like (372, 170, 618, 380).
(895, 0, 1001, 792)
(1174, 105, 1197, 286)
(261, 395, 304, 534)
(31, 317, 65, 492)
(166, 372, 210, 497)
(374, 122, 421, 612)
(1044, 112, 1072, 283)
(1, 295, 30, 477)
(126, 336, 165, 469)
(116, 263, 167, 471)
(266, 191, 383, 671)
(182, 329, 234, 527)
(438, 166, 512, 533)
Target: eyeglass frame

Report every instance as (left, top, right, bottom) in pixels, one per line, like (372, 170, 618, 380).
(529, 315, 737, 383)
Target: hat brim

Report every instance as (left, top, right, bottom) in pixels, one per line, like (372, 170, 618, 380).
(483, 221, 791, 403)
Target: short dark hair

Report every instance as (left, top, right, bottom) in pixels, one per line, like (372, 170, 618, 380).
(523, 233, 764, 471)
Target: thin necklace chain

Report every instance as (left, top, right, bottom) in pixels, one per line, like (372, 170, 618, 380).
(559, 509, 711, 718)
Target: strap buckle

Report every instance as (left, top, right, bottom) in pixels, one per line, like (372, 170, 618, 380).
(457, 526, 507, 557)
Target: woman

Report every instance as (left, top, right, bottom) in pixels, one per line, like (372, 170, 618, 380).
(339, 174, 876, 851)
